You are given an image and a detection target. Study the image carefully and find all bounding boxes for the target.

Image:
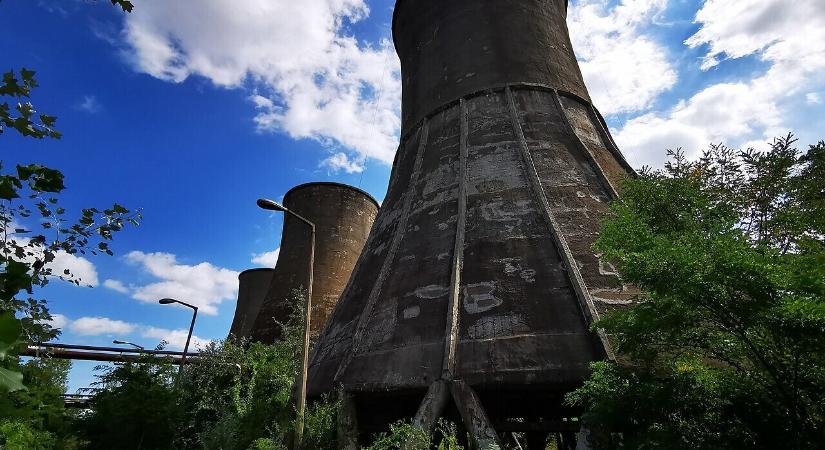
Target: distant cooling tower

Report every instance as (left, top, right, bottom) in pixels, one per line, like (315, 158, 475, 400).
(228, 268, 276, 339)
(250, 182, 379, 343)
(308, 0, 637, 447)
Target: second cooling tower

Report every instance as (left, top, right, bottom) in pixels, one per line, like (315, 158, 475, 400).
(250, 182, 379, 343)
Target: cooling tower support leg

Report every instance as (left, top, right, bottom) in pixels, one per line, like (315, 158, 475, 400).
(450, 381, 504, 450)
(412, 380, 451, 431)
(337, 391, 359, 450)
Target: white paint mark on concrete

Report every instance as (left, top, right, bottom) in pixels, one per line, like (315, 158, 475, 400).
(402, 305, 421, 319)
(462, 282, 502, 314)
(409, 284, 450, 299)
(467, 313, 528, 339)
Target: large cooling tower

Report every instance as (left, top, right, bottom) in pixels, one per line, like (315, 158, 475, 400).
(250, 183, 379, 343)
(308, 0, 637, 447)
(228, 268, 275, 339)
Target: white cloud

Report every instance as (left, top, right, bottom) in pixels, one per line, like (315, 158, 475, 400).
(685, 0, 825, 72)
(807, 93, 822, 105)
(615, 0, 825, 167)
(141, 326, 211, 351)
(103, 279, 130, 294)
(125, 251, 239, 315)
(75, 95, 102, 114)
(53, 315, 209, 351)
(4, 225, 100, 287)
(568, 0, 676, 115)
(48, 313, 69, 330)
(320, 152, 364, 174)
(48, 251, 100, 287)
(69, 317, 136, 336)
(120, 0, 401, 166)
(251, 248, 280, 267)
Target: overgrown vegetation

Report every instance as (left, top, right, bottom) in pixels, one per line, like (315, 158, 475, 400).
(0, 2, 142, 446)
(569, 135, 825, 449)
(71, 288, 341, 450)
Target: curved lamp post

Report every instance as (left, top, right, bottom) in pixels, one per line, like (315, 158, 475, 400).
(257, 197, 315, 449)
(158, 297, 198, 378)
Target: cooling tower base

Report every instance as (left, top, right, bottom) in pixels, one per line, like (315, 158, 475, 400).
(336, 380, 589, 449)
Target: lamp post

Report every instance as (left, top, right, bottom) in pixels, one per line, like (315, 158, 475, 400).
(112, 340, 145, 351)
(257, 197, 315, 449)
(158, 297, 198, 378)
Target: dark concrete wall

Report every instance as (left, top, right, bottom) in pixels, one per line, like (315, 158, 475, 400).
(308, 0, 636, 400)
(393, 0, 588, 135)
(229, 268, 275, 339)
(250, 183, 379, 343)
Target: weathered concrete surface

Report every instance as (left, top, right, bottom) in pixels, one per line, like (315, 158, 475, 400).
(393, 0, 587, 134)
(250, 183, 378, 343)
(307, 0, 636, 441)
(228, 268, 275, 339)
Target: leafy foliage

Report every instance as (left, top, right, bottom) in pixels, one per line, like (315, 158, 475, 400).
(365, 419, 463, 450)
(0, 69, 60, 140)
(569, 136, 825, 449)
(76, 289, 343, 450)
(0, 2, 139, 443)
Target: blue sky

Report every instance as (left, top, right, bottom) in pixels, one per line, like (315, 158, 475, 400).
(3, 0, 824, 391)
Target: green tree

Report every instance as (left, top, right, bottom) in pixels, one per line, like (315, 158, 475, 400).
(568, 136, 825, 449)
(74, 352, 181, 450)
(0, 1, 141, 397)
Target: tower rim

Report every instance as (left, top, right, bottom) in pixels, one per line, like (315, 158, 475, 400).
(284, 182, 380, 209)
(239, 268, 276, 278)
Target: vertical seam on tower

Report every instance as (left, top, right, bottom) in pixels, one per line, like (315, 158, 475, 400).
(441, 98, 469, 380)
(333, 120, 431, 383)
(586, 103, 637, 176)
(551, 91, 620, 201)
(505, 86, 615, 360)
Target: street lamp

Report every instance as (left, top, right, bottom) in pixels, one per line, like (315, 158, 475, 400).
(158, 297, 198, 377)
(257, 197, 315, 449)
(112, 340, 144, 351)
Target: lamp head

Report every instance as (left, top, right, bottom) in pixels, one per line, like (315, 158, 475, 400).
(113, 340, 126, 345)
(256, 198, 286, 212)
(158, 298, 177, 305)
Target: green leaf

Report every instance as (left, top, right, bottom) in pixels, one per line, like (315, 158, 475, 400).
(0, 367, 25, 392)
(0, 175, 22, 200)
(0, 312, 23, 359)
(16, 164, 65, 193)
(0, 260, 33, 300)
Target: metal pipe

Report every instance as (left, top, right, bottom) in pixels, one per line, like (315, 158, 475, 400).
(21, 345, 194, 364)
(30, 342, 185, 356)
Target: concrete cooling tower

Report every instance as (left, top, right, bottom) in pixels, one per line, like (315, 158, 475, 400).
(307, 0, 637, 447)
(250, 182, 379, 343)
(228, 268, 276, 339)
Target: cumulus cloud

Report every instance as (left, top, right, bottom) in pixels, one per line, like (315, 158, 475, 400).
(568, 0, 676, 115)
(125, 251, 239, 316)
(49, 251, 100, 287)
(142, 326, 211, 351)
(48, 313, 69, 330)
(320, 152, 364, 174)
(615, 0, 825, 167)
(103, 279, 130, 294)
(69, 316, 136, 336)
(251, 248, 280, 267)
(120, 0, 401, 165)
(53, 315, 209, 350)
